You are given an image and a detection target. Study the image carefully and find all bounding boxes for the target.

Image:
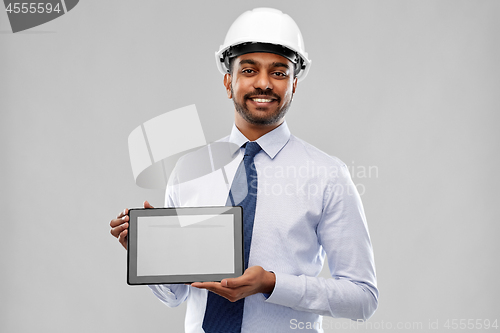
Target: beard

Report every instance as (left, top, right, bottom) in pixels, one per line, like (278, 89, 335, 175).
(232, 87, 293, 125)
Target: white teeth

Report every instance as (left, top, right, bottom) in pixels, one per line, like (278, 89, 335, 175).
(252, 98, 273, 103)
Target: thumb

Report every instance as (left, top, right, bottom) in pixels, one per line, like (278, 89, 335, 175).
(144, 200, 154, 209)
(221, 277, 242, 289)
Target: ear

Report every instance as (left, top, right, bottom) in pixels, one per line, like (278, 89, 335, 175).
(224, 74, 232, 99)
(292, 77, 298, 94)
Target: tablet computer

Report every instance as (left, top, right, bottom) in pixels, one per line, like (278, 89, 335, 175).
(127, 206, 243, 285)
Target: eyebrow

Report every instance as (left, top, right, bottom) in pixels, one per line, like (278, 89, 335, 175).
(238, 59, 290, 70)
(270, 62, 290, 70)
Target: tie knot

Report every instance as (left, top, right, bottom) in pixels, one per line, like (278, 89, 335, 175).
(244, 141, 262, 159)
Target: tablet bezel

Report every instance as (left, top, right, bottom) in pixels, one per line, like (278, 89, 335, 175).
(127, 206, 243, 285)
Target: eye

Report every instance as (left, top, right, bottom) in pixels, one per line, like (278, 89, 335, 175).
(242, 69, 255, 74)
(272, 71, 288, 78)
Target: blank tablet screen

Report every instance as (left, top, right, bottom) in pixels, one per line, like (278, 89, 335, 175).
(127, 207, 243, 285)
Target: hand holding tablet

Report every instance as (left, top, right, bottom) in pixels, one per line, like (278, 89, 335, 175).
(109, 201, 155, 250)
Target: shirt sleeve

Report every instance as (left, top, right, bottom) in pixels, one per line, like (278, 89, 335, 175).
(147, 169, 190, 307)
(265, 163, 379, 320)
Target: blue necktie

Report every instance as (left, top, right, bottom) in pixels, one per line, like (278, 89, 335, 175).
(202, 141, 262, 333)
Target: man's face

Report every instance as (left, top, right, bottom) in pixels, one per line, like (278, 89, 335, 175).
(224, 52, 297, 126)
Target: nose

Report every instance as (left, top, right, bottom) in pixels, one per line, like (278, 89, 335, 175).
(253, 72, 273, 91)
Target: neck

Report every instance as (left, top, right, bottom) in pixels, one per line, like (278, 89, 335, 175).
(235, 113, 284, 141)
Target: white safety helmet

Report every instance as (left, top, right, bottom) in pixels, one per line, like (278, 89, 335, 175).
(215, 8, 312, 81)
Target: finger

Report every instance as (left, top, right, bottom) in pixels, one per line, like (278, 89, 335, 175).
(144, 201, 154, 209)
(191, 282, 221, 289)
(118, 229, 128, 250)
(110, 215, 129, 228)
(116, 208, 129, 219)
(192, 284, 230, 298)
(110, 222, 129, 238)
(191, 283, 246, 302)
(222, 278, 242, 288)
(223, 276, 250, 289)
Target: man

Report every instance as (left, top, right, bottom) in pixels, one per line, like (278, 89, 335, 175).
(110, 8, 378, 332)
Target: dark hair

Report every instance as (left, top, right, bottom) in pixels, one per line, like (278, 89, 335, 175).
(228, 57, 236, 75)
(224, 42, 302, 76)
(227, 56, 299, 77)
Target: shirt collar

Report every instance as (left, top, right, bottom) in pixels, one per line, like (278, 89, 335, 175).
(228, 121, 291, 159)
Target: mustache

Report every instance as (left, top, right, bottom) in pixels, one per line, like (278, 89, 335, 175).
(244, 89, 281, 103)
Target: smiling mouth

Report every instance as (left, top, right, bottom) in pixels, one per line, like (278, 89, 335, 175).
(251, 98, 275, 103)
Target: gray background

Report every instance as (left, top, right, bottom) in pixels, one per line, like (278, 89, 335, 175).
(1, 0, 498, 332)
